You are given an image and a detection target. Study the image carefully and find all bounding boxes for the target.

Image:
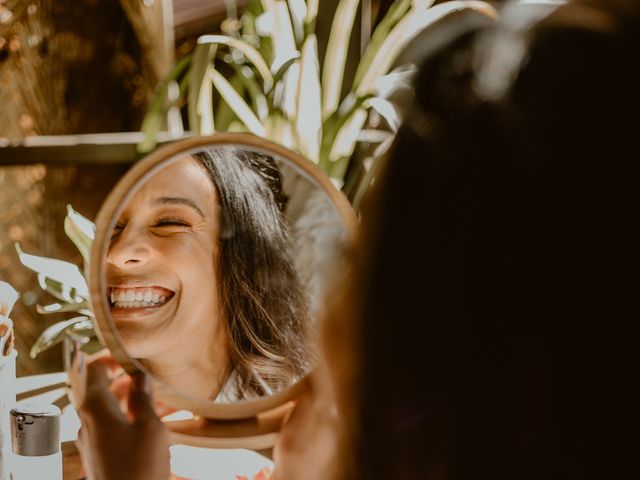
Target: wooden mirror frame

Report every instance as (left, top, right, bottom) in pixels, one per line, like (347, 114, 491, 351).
(88, 133, 357, 447)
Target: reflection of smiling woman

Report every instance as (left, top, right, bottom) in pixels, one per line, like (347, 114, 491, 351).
(106, 147, 310, 401)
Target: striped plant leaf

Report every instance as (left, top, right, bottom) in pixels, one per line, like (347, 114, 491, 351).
(30, 316, 91, 359)
(304, 0, 319, 36)
(321, 0, 361, 119)
(320, 93, 373, 167)
(264, 112, 295, 149)
(208, 67, 266, 137)
(198, 35, 274, 91)
(351, 135, 395, 210)
(266, 54, 300, 109)
(16, 244, 88, 300)
(230, 64, 270, 121)
(214, 71, 247, 131)
(139, 54, 192, 153)
(189, 43, 217, 134)
(36, 301, 93, 317)
(328, 108, 368, 164)
(356, 1, 497, 96)
(279, 61, 301, 121)
(295, 34, 322, 162)
(353, 0, 414, 88)
(63, 205, 95, 264)
(267, 0, 299, 73)
(368, 97, 400, 132)
(287, 0, 307, 45)
(0, 281, 19, 317)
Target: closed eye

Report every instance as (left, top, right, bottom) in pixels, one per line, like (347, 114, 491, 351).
(154, 217, 191, 228)
(111, 223, 124, 239)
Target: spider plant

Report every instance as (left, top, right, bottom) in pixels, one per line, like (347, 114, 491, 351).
(140, 0, 496, 194)
(15, 205, 101, 359)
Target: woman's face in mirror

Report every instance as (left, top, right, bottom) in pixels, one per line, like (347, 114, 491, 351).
(106, 157, 228, 385)
(97, 142, 354, 403)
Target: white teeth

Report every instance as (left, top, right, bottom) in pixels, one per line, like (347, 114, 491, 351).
(111, 290, 171, 309)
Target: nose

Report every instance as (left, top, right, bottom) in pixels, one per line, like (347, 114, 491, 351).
(107, 225, 152, 270)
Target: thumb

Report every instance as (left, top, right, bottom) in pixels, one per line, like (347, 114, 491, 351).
(128, 373, 159, 425)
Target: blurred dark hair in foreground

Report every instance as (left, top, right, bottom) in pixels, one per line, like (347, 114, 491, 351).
(341, 1, 640, 478)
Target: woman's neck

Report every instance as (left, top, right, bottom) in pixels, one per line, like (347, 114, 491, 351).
(141, 332, 230, 401)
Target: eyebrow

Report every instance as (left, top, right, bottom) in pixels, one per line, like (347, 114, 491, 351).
(153, 196, 206, 218)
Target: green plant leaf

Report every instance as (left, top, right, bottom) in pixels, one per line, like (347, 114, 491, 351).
(305, 0, 319, 25)
(264, 112, 295, 149)
(373, 64, 417, 98)
(189, 43, 217, 135)
(267, 54, 300, 95)
(321, 0, 361, 118)
(355, 1, 496, 97)
(353, 0, 413, 88)
(230, 63, 269, 121)
(0, 280, 19, 317)
(351, 135, 395, 210)
(208, 67, 267, 137)
(320, 93, 372, 167)
(37, 275, 85, 304)
(79, 336, 103, 356)
(198, 34, 274, 91)
(138, 54, 192, 153)
(262, 0, 298, 73)
(278, 61, 301, 120)
(69, 318, 95, 337)
(16, 244, 88, 300)
(214, 70, 247, 131)
(30, 316, 91, 359)
(287, 0, 307, 45)
(368, 97, 400, 132)
(328, 108, 368, 165)
(64, 205, 95, 264)
(36, 301, 93, 317)
(295, 34, 322, 162)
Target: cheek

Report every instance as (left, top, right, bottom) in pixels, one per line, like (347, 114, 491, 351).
(157, 238, 217, 296)
(154, 235, 215, 265)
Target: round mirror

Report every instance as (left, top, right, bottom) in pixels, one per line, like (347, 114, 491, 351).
(89, 133, 356, 422)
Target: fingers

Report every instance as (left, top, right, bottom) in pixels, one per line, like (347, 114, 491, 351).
(79, 356, 126, 425)
(75, 425, 93, 480)
(110, 374, 133, 416)
(128, 373, 161, 426)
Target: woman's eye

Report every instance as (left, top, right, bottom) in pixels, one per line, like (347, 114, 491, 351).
(154, 217, 191, 228)
(111, 224, 124, 238)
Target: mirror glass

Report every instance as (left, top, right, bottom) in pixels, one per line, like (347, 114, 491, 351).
(96, 139, 353, 404)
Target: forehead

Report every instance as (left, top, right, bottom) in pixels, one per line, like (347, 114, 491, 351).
(130, 156, 217, 206)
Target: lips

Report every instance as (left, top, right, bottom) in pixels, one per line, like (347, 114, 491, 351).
(108, 286, 175, 309)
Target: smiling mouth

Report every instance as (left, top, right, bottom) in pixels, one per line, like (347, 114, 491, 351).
(108, 286, 175, 310)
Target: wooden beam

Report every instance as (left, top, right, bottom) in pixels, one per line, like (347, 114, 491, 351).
(0, 132, 191, 165)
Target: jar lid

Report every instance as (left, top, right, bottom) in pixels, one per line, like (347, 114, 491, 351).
(10, 402, 61, 456)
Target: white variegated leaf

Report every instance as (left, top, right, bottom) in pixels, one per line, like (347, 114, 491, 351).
(295, 34, 322, 162)
(208, 67, 266, 137)
(356, 1, 496, 96)
(16, 244, 88, 300)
